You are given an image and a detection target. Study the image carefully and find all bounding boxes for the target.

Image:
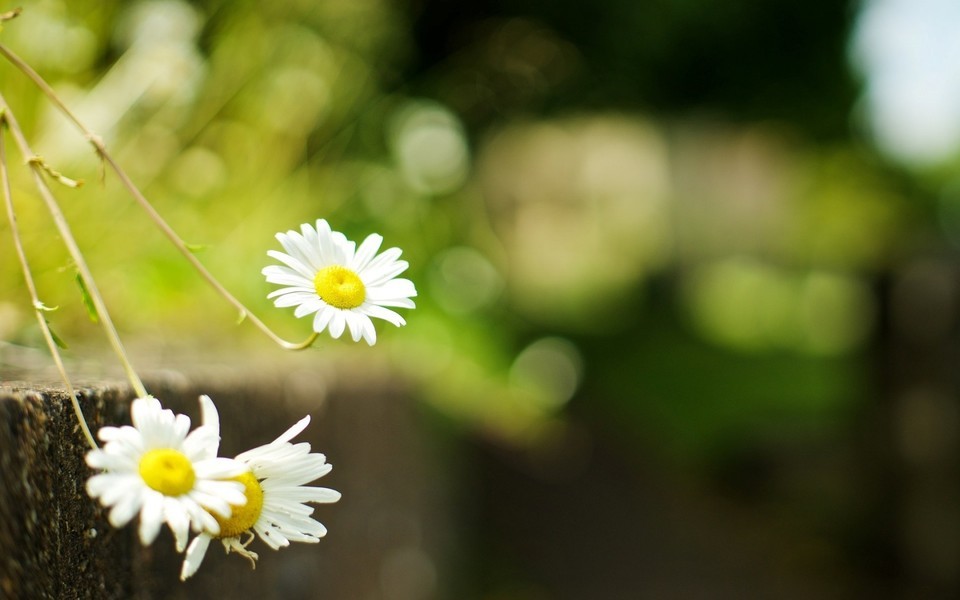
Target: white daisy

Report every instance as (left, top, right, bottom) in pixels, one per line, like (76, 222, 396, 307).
(180, 415, 341, 580)
(262, 219, 417, 345)
(86, 395, 249, 552)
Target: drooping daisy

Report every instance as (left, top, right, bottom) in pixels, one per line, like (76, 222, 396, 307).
(86, 395, 249, 552)
(180, 415, 341, 580)
(262, 219, 417, 345)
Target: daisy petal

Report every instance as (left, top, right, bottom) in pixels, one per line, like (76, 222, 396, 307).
(312, 306, 335, 334)
(180, 534, 212, 581)
(139, 492, 165, 546)
(360, 304, 406, 327)
(328, 310, 346, 338)
(164, 498, 191, 552)
(350, 233, 383, 272)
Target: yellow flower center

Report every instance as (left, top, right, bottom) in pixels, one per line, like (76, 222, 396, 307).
(214, 471, 264, 539)
(314, 265, 366, 309)
(139, 448, 196, 496)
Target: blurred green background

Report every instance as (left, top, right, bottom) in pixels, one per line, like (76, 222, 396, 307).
(3, 0, 960, 597)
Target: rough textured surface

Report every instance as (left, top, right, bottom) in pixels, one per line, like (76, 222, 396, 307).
(0, 383, 138, 599)
(0, 369, 452, 599)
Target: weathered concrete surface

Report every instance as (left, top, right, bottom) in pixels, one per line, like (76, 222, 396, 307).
(0, 368, 452, 600)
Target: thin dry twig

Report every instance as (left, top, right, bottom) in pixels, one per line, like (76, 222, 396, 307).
(0, 111, 98, 449)
(0, 92, 149, 399)
(0, 41, 319, 351)
(0, 7, 22, 25)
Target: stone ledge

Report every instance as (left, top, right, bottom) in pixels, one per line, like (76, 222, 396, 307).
(0, 384, 136, 599)
(0, 370, 450, 599)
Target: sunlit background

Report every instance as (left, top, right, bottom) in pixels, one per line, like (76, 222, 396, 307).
(2, 0, 960, 597)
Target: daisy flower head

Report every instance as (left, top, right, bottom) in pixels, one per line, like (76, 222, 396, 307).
(86, 395, 249, 552)
(180, 415, 341, 580)
(262, 219, 417, 345)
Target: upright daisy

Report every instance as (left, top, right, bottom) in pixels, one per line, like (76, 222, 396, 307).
(262, 219, 417, 345)
(180, 415, 341, 580)
(86, 395, 249, 552)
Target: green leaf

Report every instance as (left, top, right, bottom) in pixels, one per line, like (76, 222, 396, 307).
(75, 273, 99, 323)
(45, 319, 69, 349)
(185, 242, 209, 254)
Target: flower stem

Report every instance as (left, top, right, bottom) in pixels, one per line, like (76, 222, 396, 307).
(0, 115, 98, 450)
(0, 42, 319, 352)
(0, 93, 149, 400)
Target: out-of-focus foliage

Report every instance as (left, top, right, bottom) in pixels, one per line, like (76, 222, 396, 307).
(0, 0, 417, 339)
(0, 0, 934, 456)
